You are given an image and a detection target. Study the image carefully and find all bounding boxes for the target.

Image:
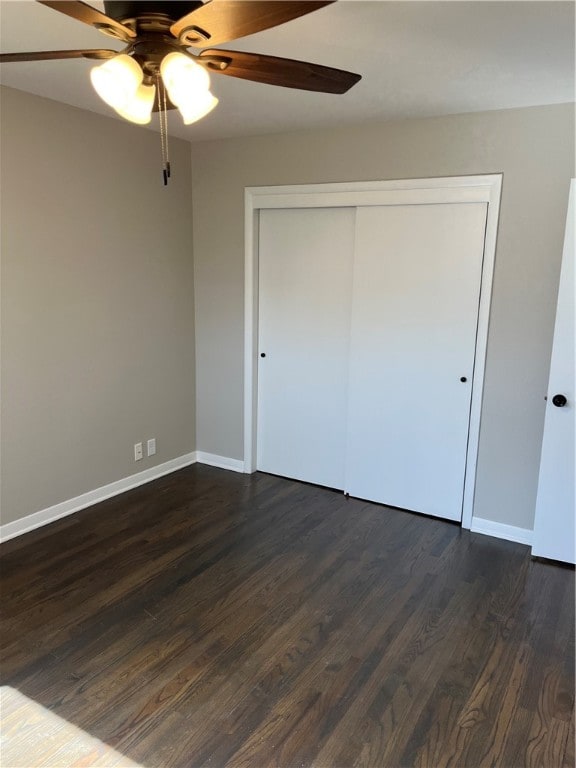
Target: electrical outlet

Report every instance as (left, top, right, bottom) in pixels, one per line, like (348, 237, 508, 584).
(134, 442, 143, 461)
(147, 438, 156, 457)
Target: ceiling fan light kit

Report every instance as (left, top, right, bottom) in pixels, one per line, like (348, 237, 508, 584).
(89, 50, 217, 126)
(1, 0, 361, 181)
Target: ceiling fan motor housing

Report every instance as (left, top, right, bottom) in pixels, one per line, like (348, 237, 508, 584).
(103, 1, 203, 24)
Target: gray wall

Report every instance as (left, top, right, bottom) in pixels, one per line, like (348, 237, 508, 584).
(1, 91, 573, 534)
(190, 103, 575, 531)
(1, 86, 196, 525)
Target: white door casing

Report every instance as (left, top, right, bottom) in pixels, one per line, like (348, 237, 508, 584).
(245, 176, 502, 530)
(532, 180, 575, 564)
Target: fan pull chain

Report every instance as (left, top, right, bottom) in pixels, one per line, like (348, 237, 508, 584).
(157, 75, 170, 186)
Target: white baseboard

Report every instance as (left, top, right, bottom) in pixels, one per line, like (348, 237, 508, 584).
(0, 451, 250, 543)
(195, 451, 245, 473)
(14, 456, 532, 549)
(471, 517, 533, 546)
(0, 452, 198, 543)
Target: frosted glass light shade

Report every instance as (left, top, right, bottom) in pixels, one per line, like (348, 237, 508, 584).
(178, 90, 219, 125)
(160, 52, 211, 106)
(115, 83, 156, 124)
(91, 51, 217, 127)
(90, 54, 143, 110)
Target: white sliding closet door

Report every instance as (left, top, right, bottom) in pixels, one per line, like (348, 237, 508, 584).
(345, 203, 488, 521)
(257, 207, 356, 489)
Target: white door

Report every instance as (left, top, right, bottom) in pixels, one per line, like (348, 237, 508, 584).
(532, 181, 575, 564)
(257, 207, 356, 489)
(345, 203, 488, 521)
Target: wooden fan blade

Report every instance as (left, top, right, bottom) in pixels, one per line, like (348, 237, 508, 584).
(38, 1, 136, 41)
(199, 49, 361, 94)
(0, 49, 118, 62)
(171, 1, 333, 46)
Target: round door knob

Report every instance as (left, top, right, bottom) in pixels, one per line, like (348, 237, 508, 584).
(260, 353, 266, 358)
(552, 394, 567, 407)
(460, 376, 467, 383)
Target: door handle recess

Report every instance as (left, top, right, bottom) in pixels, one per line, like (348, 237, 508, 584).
(552, 394, 568, 407)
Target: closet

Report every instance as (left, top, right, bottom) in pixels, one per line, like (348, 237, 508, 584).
(248, 177, 501, 525)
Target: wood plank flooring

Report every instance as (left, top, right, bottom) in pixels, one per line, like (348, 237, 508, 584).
(1, 465, 574, 767)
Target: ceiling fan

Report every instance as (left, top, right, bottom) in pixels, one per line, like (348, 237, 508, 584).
(0, 1, 361, 124)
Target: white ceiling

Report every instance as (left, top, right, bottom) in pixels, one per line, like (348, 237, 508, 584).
(0, 0, 574, 142)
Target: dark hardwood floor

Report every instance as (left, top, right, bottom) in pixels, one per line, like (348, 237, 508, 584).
(1, 465, 574, 767)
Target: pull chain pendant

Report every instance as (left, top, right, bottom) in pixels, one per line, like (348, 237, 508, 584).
(157, 75, 170, 186)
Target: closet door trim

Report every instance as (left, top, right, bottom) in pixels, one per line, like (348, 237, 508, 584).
(244, 175, 502, 530)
